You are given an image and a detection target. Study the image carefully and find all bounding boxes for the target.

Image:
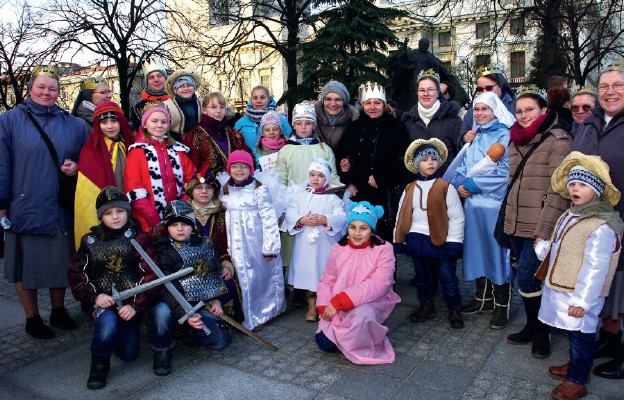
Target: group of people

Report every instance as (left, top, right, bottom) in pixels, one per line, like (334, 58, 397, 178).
(1, 57, 623, 400)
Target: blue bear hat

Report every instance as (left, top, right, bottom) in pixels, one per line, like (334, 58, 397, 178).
(346, 201, 384, 231)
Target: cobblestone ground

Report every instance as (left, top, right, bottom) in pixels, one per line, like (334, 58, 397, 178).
(1, 256, 622, 399)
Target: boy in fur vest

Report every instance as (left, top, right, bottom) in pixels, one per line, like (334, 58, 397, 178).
(535, 152, 623, 400)
(394, 138, 465, 329)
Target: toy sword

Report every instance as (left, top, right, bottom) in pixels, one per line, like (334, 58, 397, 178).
(110, 267, 193, 307)
(131, 239, 211, 336)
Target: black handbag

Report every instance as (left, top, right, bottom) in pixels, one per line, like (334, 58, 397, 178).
(26, 109, 77, 211)
(494, 132, 551, 248)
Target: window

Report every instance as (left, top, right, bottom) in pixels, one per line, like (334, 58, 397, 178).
(253, 0, 274, 17)
(209, 0, 240, 26)
(510, 51, 526, 78)
(475, 55, 491, 68)
(510, 17, 525, 35)
(260, 72, 272, 93)
(476, 22, 490, 39)
(238, 76, 250, 101)
(438, 31, 451, 47)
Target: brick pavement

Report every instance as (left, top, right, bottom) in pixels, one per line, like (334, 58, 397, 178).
(0, 256, 623, 399)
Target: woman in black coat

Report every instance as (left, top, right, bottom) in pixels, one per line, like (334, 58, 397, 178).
(401, 70, 462, 174)
(337, 82, 410, 240)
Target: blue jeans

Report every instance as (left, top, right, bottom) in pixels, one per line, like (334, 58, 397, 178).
(91, 307, 140, 361)
(567, 330, 595, 384)
(185, 308, 231, 350)
(412, 256, 461, 309)
(510, 236, 542, 296)
(315, 331, 338, 352)
(149, 301, 175, 352)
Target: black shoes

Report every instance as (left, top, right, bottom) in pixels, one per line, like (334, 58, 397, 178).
(25, 315, 55, 339)
(531, 321, 551, 359)
(410, 300, 435, 323)
(595, 328, 622, 359)
(460, 277, 494, 315)
(50, 308, 78, 330)
(87, 355, 110, 390)
(448, 308, 464, 329)
(153, 350, 173, 376)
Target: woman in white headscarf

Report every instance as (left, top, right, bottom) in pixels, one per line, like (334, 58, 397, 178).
(451, 92, 515, 330)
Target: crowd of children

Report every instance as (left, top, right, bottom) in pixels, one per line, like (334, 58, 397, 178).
(9, 69, 622, 398)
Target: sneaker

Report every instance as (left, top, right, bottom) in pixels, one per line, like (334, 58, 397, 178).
(50, 308, 78, 330)
(25, 315, 55, 339)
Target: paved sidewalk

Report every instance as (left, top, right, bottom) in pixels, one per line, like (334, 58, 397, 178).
(0, 255, 622, 399)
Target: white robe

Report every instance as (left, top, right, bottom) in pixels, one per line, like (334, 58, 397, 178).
(285, 190, 347, 292)
(222, 179, 286, 330)
(536, 211, 617, 333)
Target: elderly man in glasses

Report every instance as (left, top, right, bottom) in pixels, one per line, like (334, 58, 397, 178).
(570, 86, 598, 137)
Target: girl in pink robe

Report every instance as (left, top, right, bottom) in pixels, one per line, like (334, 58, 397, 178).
(316, 201, 401, 365)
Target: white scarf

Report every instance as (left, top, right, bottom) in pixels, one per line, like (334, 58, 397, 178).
(418, 100, 441, 127)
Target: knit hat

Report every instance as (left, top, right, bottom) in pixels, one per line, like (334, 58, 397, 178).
(551, 151, 621, 206)
(320, 81, 350, 104)
(95, 186, 131, 220)
(141, 102, 171, 128)
(308, 159, 331, 182)
(260, 110, 283, 131)
(163, 200, 195, 227)
(165, 69, 202, 96)
(404, 138, 448, 174)
(292, 101, 317, 125)
(227, 150, 255, 175)
(185, 171, 221, 195)
(346, 201, 384, 232)
(93, 101, 125, 122)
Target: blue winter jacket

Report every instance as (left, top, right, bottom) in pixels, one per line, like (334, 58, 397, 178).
(0, 98, 88, 233)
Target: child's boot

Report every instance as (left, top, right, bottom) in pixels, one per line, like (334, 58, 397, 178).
(292, 289, 306, 308)
(490, 283, 511, 330)
(87, 355, 110, 390)
(306, 291, 319, 322)
(153, 349, 173, 376)
(410, 299, 435, 323)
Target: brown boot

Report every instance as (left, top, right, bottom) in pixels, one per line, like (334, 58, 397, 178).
(551, 380, 587, 400)
(549, 362, 569, 380)
(306, 291, 319, 322)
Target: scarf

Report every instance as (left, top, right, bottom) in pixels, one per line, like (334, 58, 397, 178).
(418, 100, 441, 127)
(140, 89, 171, 103)
(570, 200, 624, 237)
(244, 104, 276, 123)
(81, 100, 96, 113)
(306, 184, 330, 194)
(348, 239, 371, 249)
(175, 94, 199, 132)
(325, 108, 345, 126)
(228, 176, 254, 187)
(199, 113, 227, 137)
(286, 135, 320, 145)
(510, 112, 550, 145)
(259, 136, 286, 150)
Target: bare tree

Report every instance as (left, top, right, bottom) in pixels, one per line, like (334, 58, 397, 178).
(41, 0, 179, 115)
(0, 1, 59, 110)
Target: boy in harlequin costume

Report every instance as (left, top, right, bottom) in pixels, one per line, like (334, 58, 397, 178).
(285, 159, 347, 322)
(316, 201, 401, 365)
(394, 138, 465, 329)
(535, 152, 623, 400)
(124, 102, 195, 234)
(68, 186, 173, 390)
(154, 200, 232, 352)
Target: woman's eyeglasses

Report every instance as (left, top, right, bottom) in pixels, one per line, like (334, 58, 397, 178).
(571, 104, 592, 113)
(475, 83, 498, 93)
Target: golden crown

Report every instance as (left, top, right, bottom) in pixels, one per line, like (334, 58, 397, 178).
(476, 64, 502, 78)
(142, 59, 167, 76)
(80, 76, 108, 91)
(33, 65, 60, 81)
(143, 101, 167, 112)
(358, 81, 387, 103)
(417, 68, 440, 82)
(574, 84, 597, 96)
(605, 58, 624, 73)
(516, 84, 547, 99)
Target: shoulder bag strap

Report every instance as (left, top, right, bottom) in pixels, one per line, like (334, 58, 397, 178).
(501, 132, 551, 207)
(25, 108, 61, 171)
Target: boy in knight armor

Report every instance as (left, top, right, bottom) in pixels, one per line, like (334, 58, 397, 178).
(154, 200, 231, 351)
(68, 186, 173, 390)
(534, 152, 623, 399)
